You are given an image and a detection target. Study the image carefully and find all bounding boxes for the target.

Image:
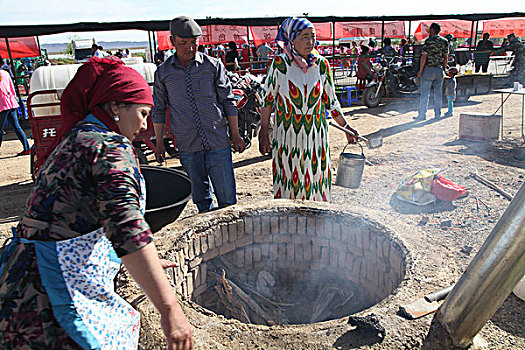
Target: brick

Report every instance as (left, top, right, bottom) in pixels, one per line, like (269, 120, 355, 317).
(315, 217, 325, 236)
(329, 238, 346, 250)
(181, 280, 187, 298)
(189, 256, 203, 269)
(200, 263, 207, 285)
(330, 250, 339, 266)
(322, 220, 333, 238)
(295, 244, 304, 261)
(272, 234, 291, 243)
(279, 216, 288, 233)
(220, 224, 229, 243)
(200, 235, 208, 254)
(369, 232, 377, 252)
(311, 237, 330, 247)
(213, 228, 223, 246)
(253, 247, 262, 262)
(261, 216, 270, 235)
(320, 247, 330, 263)
(235, 249, 245, 266)
(187, 241, 195, 259)
(297, 217, 306, 234)
(288, 216, 297, 234)
(244, 217, 253, 234)
(228, 221, 238, 241)
(245, 246, 253, 263)
(235, 235, 254, 248)
(193, 237, 201, 256)
(254, 233, 272, 243)
(382, 240, 391, 259)
(192, 283, 208, 298)
(270, 217, 279, 234)
(354, 228, 363, 250)
(207, 231, 215, 249)
(219, 242, 236, 255)
(236, 220, 244, 238)
(252, 217, 262, 235)
(362, 229, 370, 250)
(312, 244, 322, 261)
(260, 243, 269, 257)
(332, 223, 342, 241)
(306, 217, 316, 236)
(187, 274, 194, 296)
(203, 247, 219, 261)
(286, 243, 294, 260)
(303, 244, 312, 261)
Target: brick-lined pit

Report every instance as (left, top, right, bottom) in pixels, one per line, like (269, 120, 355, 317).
(169, 207, 406, 324)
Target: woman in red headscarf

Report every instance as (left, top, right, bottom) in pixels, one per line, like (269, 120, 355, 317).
(0, 57, 193, 350)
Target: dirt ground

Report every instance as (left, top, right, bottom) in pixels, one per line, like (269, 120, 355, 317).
(1, 90, 524, 349)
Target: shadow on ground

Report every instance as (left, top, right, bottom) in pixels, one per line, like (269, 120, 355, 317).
(389, 193, 457, 215)
(443, 138, 525, 170)
(333, 328, 384, 349)
(490, 294, 525, 339)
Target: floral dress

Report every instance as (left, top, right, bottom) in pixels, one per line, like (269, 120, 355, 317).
(263, 53, 344, 201)
(0, 116, 152, 349)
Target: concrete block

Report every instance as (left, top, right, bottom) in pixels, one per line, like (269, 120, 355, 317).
(245, 246, 253, 263)
(272, 234, 292, 243)
(320, 246, 330, 263)
(322, 220, 333, 238)
(303, 244, 312, 261)
(189, 256, 203, 269)
(295, 244, 304, 261)
(200, 263, 207, 285)
(220, 224, 229, 243)
(306, 216, 316, 236)
(261, 216, 270, 235)
(254, 233, 272, 243)
(269, 244, 278, 260)
(332, 223, 342, 241)
(260, 243, 269, 258)
(330, 250, 339, 266)
(200, 235, 208, 254)
(235, 249, 244, 266)
(207, 231, 215, 249)
(312, 237, 330, 248)
(236, 220, 244, 238)
(214, 228, 223, 246)
(286, 243, 294, 260)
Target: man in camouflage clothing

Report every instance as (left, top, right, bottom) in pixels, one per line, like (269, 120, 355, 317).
(502, 33, 525, 84)
(415, 22, 449, 120)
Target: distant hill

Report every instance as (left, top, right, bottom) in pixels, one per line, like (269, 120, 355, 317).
(42, 41, 150, 54)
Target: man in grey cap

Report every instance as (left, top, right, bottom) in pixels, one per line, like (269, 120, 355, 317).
(152, 16, 245, 213)
(499, 33, 525, 84)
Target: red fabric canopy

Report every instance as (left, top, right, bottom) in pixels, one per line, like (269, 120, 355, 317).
(335, 21, 405, 39)
(483, 19, 525, 38)
(250, 26, 279, 47)
(0, 36, 39, 59)
(313, 22, 333, 41)
(414, 20, 472, 41)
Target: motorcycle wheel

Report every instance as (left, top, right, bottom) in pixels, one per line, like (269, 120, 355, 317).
(363, 85, 383, 108)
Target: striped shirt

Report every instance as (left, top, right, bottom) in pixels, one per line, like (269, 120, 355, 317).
(152, 52, 237, 152)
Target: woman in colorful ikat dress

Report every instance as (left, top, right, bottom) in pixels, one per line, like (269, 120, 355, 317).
(259, 17, 359, 201)
(0, 57, 193, 350)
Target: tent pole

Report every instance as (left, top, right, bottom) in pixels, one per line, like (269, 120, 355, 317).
(473, 20, 479, 48)
(469, 21, 475, 52)
(4, 38, 24, 116)
(332, 22, 336, 80)
(408, 21, 412, 42)
(152, 31, 157, 62)
(381, 20, 385, 48)
(146, 31, 152, 63)
(36, 35, 41, 53)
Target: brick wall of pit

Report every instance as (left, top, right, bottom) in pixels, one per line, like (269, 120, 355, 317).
(170, 213, 406, 308)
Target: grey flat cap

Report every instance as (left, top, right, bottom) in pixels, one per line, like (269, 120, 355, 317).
(170, 16, 202, 38)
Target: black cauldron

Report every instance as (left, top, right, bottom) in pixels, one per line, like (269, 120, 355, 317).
(141, 166, 192, 233)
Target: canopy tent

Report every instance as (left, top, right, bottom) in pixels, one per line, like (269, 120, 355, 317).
(1, 37, 39, 59)
(414, 20, 472, 41)
(335, 21, 405, 39)
(482, 18, 525, 38)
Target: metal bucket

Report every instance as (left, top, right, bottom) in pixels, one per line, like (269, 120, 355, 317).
(335, 143, 365, 189)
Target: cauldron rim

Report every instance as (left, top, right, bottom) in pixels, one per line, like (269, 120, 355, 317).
(141, 165, 192, 214)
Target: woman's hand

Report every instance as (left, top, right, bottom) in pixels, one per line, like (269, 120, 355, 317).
(259, 130, 271, 155)
(161, 304, 194, 350)
(344, 124, 359, 144)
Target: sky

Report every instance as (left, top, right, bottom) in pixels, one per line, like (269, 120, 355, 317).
(2, 0, 524, 43)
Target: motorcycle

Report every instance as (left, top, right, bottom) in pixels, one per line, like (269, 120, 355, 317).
(229, 72, 264, 149)
(362, 56, 419, 108)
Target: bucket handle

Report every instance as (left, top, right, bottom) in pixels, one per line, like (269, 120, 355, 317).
(342, 142, 365, 157)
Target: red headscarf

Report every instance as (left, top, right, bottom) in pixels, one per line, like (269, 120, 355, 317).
(45, 56, 153, 159)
